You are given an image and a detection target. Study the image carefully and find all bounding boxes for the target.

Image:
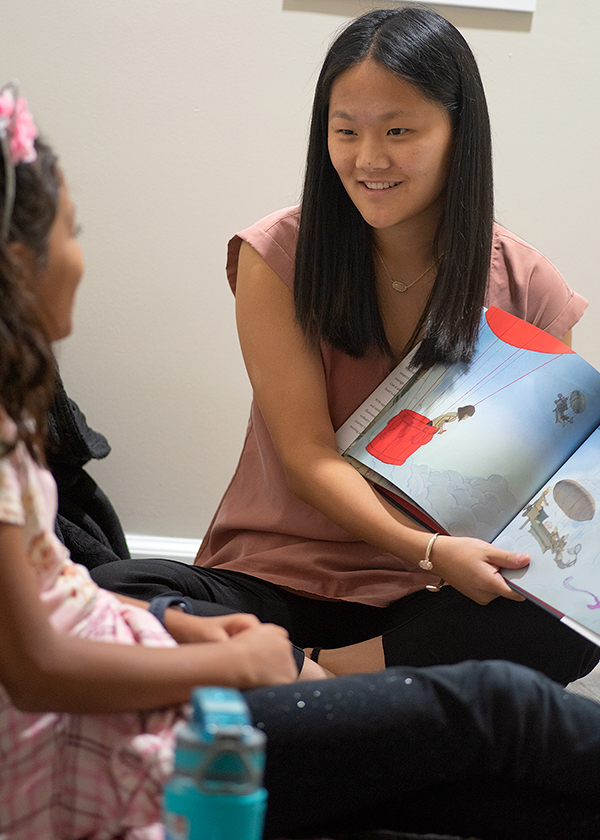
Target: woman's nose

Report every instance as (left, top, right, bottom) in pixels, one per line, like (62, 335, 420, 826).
(356, 137, 390, 171)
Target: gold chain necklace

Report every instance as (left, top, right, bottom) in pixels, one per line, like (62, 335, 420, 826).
(374, 246, 441, 293)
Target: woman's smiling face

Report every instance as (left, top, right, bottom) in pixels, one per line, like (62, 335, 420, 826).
(328, 59, 454, 237)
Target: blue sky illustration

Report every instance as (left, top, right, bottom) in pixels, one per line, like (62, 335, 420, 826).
(348, 315, 600, 541)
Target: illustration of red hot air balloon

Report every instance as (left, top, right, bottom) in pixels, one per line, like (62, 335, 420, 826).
(364, 307, 578, 468)
(484, 307, 575, 355)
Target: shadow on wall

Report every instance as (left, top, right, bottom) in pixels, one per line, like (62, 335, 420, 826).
(282, 0, 533, 34)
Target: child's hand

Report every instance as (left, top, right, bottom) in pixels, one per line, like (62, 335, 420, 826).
(186, 613, 261, 642)
(224, 622, 299, 688)
(429, 536, 529, 605)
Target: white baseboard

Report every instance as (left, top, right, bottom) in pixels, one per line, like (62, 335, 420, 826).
(125, 533, 200, 564)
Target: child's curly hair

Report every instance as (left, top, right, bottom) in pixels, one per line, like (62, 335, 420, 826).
(0, 138, 60, 459)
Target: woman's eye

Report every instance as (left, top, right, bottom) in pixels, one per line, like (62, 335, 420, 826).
(388, 128, 408, 136)
(337, 128, 355, 136)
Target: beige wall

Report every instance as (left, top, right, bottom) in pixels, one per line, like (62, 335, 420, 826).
(1, 0, 599, 542)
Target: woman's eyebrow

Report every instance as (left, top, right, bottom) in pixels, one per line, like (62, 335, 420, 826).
(329, 108, 415, 121)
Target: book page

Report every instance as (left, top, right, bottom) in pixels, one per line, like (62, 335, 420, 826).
(342, 309, 600, 541)
(336, 345, 419, 453)
(498, 425, 600, 645)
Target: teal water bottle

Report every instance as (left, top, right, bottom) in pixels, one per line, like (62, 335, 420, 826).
(163, 686, 268, 840)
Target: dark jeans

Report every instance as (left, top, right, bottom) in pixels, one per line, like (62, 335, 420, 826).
(91, 558, 600, 685)
(244, 660, 600, 839)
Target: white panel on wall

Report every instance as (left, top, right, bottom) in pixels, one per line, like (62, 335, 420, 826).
(419, 0, 535, 10)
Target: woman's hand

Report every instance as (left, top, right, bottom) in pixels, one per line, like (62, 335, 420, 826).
(429, 535, 529, 605)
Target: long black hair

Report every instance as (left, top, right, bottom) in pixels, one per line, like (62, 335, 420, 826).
(0, 138, 60, 458)
(294, 6, 493, 367)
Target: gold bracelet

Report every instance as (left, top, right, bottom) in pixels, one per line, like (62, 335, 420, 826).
(419, 532, 445, 593)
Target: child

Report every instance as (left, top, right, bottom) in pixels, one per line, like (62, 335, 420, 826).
(1, 81, 600, 840)
(0, 84, 298, 839)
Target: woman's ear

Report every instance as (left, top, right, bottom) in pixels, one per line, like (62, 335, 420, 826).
(6, 241, 38, 282)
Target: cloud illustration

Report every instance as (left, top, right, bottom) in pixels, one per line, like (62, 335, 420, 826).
(406, 463, 519, 540)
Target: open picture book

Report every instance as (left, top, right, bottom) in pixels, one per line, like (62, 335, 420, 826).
(336, 307, 600, 646)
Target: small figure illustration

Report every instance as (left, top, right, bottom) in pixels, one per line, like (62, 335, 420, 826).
(520, 488, 551, 527)
(430, 404, 476, 431)
(520, 490, 573, 567)
(553, 390, 586, 426)
(553, 393, 572, 425)
(547, 527, 572, 569)
(366, 405, 475, 466)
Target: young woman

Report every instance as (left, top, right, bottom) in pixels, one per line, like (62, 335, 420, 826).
(93, 8, 599, 685)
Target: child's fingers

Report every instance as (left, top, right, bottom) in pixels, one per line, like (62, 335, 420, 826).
(218, 613, 261, 635)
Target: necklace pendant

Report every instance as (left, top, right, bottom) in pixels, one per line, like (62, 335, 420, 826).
(391, 280, 408, 293)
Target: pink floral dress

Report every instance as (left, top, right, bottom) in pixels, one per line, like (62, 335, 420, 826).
(0, 416, 182, 839)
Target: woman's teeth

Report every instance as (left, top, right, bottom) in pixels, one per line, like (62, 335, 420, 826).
(364, 181, 400, 190)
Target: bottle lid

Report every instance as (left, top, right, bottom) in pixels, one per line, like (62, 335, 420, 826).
(175, 687, 266, 794)
(191, 686, 252, 737)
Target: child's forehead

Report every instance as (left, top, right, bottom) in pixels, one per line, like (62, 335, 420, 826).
(56, 175, 75, 214)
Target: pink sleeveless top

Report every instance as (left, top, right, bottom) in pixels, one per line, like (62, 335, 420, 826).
(196, 206, 588, 607)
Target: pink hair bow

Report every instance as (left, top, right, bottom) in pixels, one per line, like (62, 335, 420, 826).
(0, 86, 38, 166)
(1, 82, 38, 241)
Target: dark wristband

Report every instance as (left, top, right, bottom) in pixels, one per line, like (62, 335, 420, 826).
(148, 594, 195, 626)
